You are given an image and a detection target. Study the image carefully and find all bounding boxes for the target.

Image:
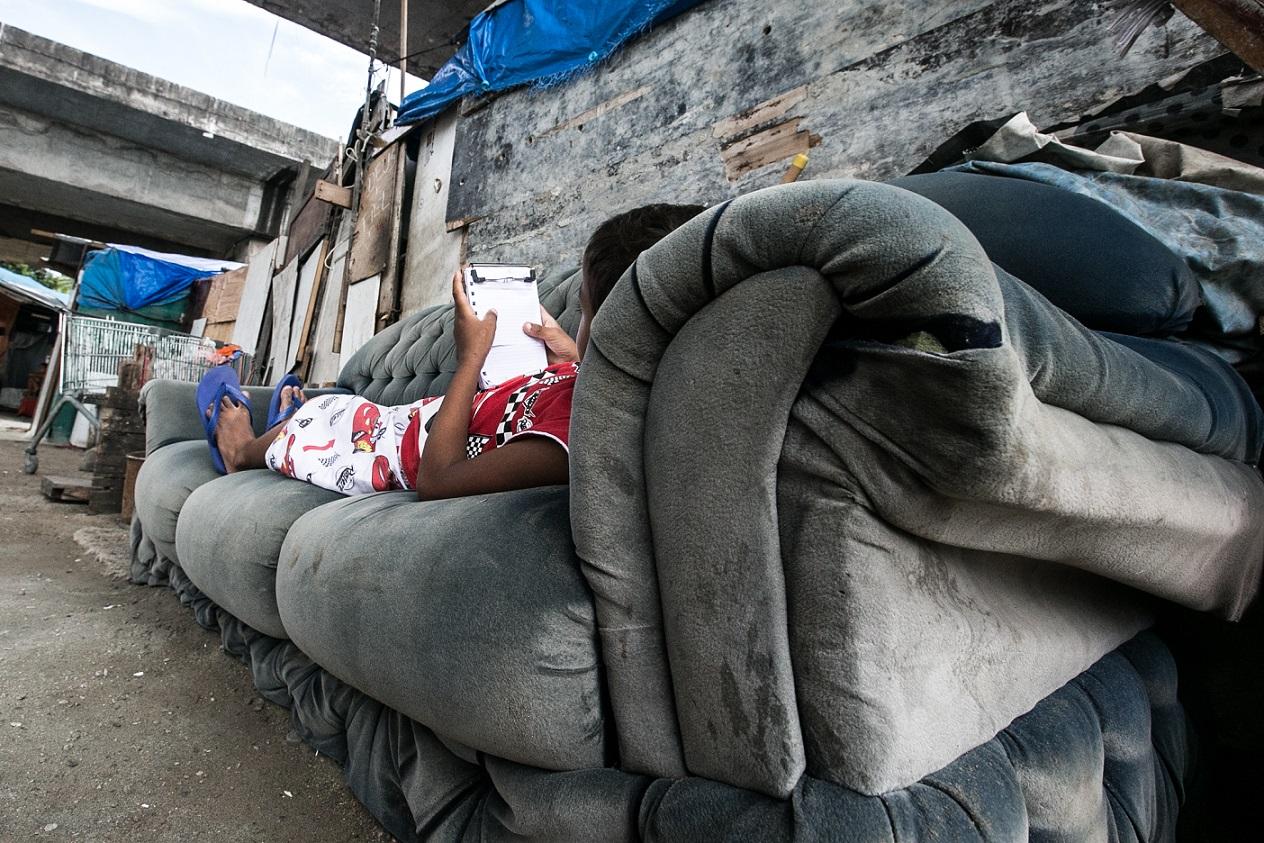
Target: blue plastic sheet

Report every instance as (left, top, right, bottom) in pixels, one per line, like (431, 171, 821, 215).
(0, 265, 69, 311)
(397, 0, 706, 125)
(78, 248, 215, 312)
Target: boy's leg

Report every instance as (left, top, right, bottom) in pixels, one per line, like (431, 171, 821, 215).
(209, 385, 304, 472)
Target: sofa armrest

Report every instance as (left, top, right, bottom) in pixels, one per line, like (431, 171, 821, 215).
(139, 379, 351, 455)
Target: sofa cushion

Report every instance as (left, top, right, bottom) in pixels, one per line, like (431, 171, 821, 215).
(889, 171, 1201, 335)
(176, 470, 343, 640)
(275, 485, 607, 772)
(133, 440, 222, 561)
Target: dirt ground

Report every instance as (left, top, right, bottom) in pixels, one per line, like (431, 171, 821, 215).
(0, 430, 387, 841)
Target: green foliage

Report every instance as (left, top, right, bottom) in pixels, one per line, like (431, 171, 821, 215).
(0, 261, 72, 294)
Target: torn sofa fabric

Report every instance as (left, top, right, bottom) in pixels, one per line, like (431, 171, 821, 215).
(130, 180, 1262, 837)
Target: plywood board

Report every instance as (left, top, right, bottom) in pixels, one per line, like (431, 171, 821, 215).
(307, 227, 350, 386)
(284, 191, 333, 267)
(200, 266, 248, 324)
(347, 144, 401, 285)
(267, 256, 299, 381)
(203, 321, 236, 345)
(294, 240, 331, 379)
(232, 239, 279, 354)
(401, 110, 466, 315)
(340, 273, 380, 362)
(285, 248, 323, 372)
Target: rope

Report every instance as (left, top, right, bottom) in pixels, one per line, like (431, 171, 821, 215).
(351, 0, 384, 215)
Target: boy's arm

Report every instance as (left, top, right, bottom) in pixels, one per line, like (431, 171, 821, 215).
(417, 273, 569, 501)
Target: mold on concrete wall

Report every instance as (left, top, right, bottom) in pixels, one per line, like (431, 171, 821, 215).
(447, 0, 1223, 271)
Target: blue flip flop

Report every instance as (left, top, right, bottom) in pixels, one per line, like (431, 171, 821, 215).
(197, 365, 252, 474)
(266, 373, 305, 429)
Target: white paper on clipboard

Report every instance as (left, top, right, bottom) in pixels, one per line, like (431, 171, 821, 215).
(463, 264, 548, 388)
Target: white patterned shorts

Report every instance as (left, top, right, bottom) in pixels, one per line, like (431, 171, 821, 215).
(264, 393, 443, 495)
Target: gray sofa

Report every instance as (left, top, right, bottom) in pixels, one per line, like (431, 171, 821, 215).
(130, 180, 1264, 841)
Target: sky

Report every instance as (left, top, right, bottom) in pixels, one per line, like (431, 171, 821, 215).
(0, 0, 427, 139)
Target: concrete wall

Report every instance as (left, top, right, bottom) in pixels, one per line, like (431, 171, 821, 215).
(0, 24, 339, 257)
(446, 0, 1224, 270)
(0, 105, 269, 248)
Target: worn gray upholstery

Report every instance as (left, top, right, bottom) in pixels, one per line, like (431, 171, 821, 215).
(175, 470, 342, 639)
(133, 440, 222, 561)
(275, 486, 606, 772)
(570, 179, 1264, 796)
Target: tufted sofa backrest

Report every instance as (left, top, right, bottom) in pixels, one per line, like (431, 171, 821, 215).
(337, 266, 582, 403)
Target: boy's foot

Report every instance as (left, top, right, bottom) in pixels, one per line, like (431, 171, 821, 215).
(278, 385, 305, 418)
(206, 396, 255, 472)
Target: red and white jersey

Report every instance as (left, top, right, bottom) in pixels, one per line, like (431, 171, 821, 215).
(399, 362, 578, 487)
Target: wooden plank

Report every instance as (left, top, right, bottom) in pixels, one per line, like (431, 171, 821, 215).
(200, 265, 248, 324)
(203, 320, 236, 344)
(308, 224, 350, 385)
(375, 139, 411, 332)
(314, 179, 352, 209)
(294, 239, 331, 379)
(286, 249, 323, 372)
(267, 257, 299, 380)
(284, 190, 333, 267)
(719, 119, 815, 180)
(42, 474, 91, 504)
(1173, 0, 1264, 73)
(401, 109, 467, 315)
(535, 85, 654, 141)
(231, 240, 279, 354)
(341, 273, 381, 361)
(712, 86, 808, 140)
(445, 216, 483, 232)
(347, 143, 402, 285)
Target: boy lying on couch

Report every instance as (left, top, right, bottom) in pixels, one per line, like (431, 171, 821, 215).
(197, 203, 704, 500)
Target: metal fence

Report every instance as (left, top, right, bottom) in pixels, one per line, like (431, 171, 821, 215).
(60, 315, 251, 396)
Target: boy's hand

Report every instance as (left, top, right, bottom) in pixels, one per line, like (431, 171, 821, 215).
(523, 306, 579, 364)
(452, 270, 496, 368)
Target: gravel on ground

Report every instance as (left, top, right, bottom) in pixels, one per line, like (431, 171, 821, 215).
(0, 434, 388, 842)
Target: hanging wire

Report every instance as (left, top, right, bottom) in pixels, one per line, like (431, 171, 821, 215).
(351, 0, 384, 215)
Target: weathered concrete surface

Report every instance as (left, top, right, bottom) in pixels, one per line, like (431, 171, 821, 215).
(245, 0, 487, 77)
(447, 0, 1225, 269)
(0, 437, 386, 841)
(0, 24, 339, 255)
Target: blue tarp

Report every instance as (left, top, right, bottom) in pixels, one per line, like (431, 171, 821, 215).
(397, 0, 706, 125)
(78, 248, 215, 312)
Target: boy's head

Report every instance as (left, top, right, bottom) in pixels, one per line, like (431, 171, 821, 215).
(576, 203, 705, 357)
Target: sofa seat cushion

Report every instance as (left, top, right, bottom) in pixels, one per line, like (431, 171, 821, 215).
(175, 470, 343, 640)
(134, 440, 222, 561)
(275, 485, 607, 771)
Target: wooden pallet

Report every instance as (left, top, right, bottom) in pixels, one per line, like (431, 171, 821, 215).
(42, 474, 91, 504)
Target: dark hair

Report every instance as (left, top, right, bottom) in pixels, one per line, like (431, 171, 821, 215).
(581, 203, 705, 311)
